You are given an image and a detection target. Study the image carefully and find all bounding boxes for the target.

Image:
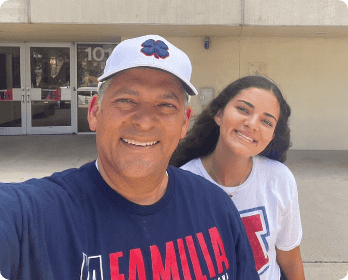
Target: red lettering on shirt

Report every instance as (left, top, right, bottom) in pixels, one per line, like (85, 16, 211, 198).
(196, 232, 216, 278)
(209, 227, 230, 273)
(129, 248, 146, 280)
(186, 235, 207, 280)
(177, 238, 193, 280)
(110, 251, 125, 280)
(150, 242, 180, 280)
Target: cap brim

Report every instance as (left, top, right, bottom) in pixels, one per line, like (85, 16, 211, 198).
(98, 65, 198, 96)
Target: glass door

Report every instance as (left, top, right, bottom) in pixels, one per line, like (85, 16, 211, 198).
(26, 43, 75, 134)
(76, 43, 117, 132)
(0, 45, 26, 135)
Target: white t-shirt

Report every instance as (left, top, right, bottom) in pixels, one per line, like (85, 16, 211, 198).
(181, 156, 303, 280)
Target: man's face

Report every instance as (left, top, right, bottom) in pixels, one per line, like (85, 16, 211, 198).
(88, 68, 191, 179)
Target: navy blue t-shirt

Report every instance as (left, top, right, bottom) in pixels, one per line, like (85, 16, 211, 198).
(0, 162, 258, 280)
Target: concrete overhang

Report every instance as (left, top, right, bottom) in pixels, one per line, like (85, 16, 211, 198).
(0, 23, 348, 42)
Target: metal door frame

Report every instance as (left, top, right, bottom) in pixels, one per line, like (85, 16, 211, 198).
(0, 43, 26, 135)
(25, 42, 76, 134)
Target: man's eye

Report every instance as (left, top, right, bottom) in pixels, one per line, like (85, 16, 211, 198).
(160, 103, 175, 108)
(118, 99, 132, 103)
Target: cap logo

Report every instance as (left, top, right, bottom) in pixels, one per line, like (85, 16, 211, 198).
(141, 39, 169, 59)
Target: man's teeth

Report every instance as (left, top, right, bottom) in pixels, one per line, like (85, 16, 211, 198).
(236, 131, 254, 142)
(122, 139, 158, 146)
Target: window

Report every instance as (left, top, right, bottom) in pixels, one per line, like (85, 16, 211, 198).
(76, 43, 117, 132)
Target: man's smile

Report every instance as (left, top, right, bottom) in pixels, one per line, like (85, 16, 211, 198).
(121, 138, 159, 147)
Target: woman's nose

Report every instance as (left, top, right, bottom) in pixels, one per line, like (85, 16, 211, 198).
(244, 114, 259, 131)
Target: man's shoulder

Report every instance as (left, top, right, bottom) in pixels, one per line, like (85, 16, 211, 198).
(0, 161, 97, 200)
(47, 161, 97, 185)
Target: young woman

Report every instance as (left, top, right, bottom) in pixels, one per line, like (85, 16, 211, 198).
(170, 76, 305, 280)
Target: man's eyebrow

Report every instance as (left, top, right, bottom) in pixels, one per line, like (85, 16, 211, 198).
(110, 88, 139, 97)
(238, 100, 278, 121)
(109, 88, 181, 102)
(160, 92, 180, 102)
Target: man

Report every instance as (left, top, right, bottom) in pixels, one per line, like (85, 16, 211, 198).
(0, 35, 258, 279)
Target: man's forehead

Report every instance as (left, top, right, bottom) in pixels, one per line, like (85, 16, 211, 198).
(108, 68, 186, 95)
(111, 67, 182, 85)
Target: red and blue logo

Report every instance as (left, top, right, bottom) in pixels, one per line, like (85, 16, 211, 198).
(141, 39, 169, 59)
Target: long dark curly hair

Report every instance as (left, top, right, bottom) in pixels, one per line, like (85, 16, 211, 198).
(170, 75, 291, 167)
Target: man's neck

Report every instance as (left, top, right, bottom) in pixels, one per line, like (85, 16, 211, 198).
(96, 158, 169, 206)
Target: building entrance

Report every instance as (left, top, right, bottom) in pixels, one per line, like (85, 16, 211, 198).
(0, 42, 117, 135)
(0, 43, 75, 135)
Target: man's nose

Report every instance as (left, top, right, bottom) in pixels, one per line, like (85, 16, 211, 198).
(131, 103, 158, 130)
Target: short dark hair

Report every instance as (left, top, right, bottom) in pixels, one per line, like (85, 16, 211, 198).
(170, 75, 291, 167)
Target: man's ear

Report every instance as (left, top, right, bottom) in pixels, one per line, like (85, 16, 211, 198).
(180, 106, 193, 139)
(88, 94, 99, 131)
(214, 109, 223, 126)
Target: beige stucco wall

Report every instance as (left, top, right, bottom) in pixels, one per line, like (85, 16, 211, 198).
(240, 37, 348, 150)
(244, 0, 348, 26)
(29, 0, 241, 25)
(2, 0, 348, 26)
(164, 36, 348, 150)
(0, 0, 28, 22)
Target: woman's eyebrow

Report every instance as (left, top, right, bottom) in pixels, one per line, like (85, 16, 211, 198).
(264, 112, 278, 122)
(238, 100, 278, 121)
(238, 100, 254, 108)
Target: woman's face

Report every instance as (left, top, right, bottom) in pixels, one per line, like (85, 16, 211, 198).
(214, 87, 280, 158)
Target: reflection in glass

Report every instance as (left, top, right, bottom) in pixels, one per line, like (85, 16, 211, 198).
(0, 47, 21, 127)
(0, 101, 21, 127)
(77, 44, 116, 88)
(78, 91, 96, 132)
(31, 47, 70, 89)
(76, 43, 116, 133)
(31, 101, 71, 127)
(30, 47, 71, 127)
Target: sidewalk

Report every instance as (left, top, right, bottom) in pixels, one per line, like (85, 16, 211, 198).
(286, 150, 348, 279)
(0, 135, 348, 279)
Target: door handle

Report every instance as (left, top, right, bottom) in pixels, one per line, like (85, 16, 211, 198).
(27, 87, 31, 103)
(21, 87, 25, 102)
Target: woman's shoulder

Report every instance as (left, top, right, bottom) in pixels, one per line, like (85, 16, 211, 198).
(180, 158, 202, 173)
(254, 155, 295, 181)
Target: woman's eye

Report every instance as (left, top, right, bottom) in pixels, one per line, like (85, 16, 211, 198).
(237, 106, 248, 113)
(263, 119, 273, 127)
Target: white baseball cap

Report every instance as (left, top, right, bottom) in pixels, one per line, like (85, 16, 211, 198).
(98, 35, 198, 97)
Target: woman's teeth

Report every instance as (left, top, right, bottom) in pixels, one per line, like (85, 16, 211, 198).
(236, 131, 254, 142)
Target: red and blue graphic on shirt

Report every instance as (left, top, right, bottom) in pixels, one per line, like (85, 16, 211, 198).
(80, 227, 230, 280)
(239, 207, 270, 276)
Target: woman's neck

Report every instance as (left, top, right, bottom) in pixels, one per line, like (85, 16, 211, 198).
(201, 145, 252, 187)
